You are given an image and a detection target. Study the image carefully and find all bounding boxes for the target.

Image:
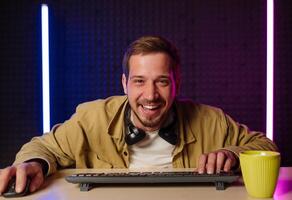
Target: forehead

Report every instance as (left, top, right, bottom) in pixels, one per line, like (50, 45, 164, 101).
(128, 53, 172, 75)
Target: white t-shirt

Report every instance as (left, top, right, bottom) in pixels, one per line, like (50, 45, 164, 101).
(128, 130, 175, 169)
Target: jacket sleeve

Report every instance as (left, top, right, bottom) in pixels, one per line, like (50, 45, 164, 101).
(222, 113, 279, 157)
(13, 109, 86, 176)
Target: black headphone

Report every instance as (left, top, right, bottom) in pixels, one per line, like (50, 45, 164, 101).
(124, 105, 178, 145)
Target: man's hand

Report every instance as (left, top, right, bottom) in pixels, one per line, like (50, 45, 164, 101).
(197, 150, 238, 174)
(0, 161, 45, 195)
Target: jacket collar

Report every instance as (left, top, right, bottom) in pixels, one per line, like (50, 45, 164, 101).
(107, 97, 197, 146)
(107, 96, 128, 140)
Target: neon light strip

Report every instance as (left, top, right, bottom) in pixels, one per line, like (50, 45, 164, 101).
(266, 0, 274, 140)
(41, 4, 50, 133)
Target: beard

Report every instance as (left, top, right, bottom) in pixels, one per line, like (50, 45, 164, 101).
(131, 98, 168, 129)
(132, 109, 164, 128)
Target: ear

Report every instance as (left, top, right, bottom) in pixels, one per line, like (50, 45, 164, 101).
(122, 74, 128, 94)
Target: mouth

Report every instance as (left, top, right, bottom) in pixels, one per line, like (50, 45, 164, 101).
(139, 103, 163, 118)
(135, 98, 166, 120)
(141, 104, 161, 110)
(140, 103, 163, 120)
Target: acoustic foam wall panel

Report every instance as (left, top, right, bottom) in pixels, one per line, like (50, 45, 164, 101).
(0, 1, 42, 167)
(50, 0, 266, 134)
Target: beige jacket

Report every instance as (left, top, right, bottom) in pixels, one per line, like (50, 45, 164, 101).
(14, 96, 278, 175)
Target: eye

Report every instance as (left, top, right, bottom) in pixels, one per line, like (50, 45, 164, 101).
(157, 79, 170, 86)
(133, 79, 144, 85)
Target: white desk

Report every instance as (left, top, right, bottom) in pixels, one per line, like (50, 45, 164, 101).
(1, 167, 291, 200)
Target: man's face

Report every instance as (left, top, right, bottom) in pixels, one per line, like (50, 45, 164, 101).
(122, 52, 177, 132)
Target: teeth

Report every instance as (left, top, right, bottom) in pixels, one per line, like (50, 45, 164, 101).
(143, 105, 159, 110)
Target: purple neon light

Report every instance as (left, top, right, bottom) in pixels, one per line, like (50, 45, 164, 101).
(266, 0, 274, 140)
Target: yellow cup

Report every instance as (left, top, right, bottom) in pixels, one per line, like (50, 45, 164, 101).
(239, 150, 280, 198)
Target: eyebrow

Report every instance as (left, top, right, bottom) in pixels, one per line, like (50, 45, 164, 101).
(129, 75, 171, 80)
(129, 75, 144, 80)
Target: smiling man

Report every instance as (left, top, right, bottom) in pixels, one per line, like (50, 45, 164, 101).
(0, 36, 278, 195)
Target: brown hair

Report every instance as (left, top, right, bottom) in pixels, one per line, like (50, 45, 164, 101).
(122, 36, 181, 87)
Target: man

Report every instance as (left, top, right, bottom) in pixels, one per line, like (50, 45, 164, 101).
(0, 36, 278, 195)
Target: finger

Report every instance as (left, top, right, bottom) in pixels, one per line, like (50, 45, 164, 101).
(206, 152, 216, 174)
(28, 163, 44, 193)
(198, 154, 208, 174)
(223, 158, 233, 172)
(216, 151, 226, 173)
(223, 150, 237, 172)
(29, 173, 43, 192)
(15, 164, 29, 193)
(19, 162, 44, 193)
(0, 167, 16, 195)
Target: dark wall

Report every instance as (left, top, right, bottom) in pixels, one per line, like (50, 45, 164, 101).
(0, 0, 291, 168)
(50, 0, 267, 131)
(0, 1, 42, 168)
(274, 0, 292, 167)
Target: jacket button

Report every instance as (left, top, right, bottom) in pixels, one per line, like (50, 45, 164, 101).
(123, 151, 128, 156)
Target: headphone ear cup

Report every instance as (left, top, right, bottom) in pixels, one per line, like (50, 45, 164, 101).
(125, 123, 146, 145)
(158, 127, 177, 145)
(158, 118, 178, 145)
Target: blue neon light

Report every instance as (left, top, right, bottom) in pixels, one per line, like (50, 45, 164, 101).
(41, 4, 50, 133)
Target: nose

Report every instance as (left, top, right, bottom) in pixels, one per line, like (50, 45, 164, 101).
(144, 82, 158, 101)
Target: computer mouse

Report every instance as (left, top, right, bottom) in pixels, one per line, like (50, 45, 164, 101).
(2, 176, 31, 198)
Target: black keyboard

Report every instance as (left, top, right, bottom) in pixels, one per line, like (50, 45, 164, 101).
(65, 171, 240, 191)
